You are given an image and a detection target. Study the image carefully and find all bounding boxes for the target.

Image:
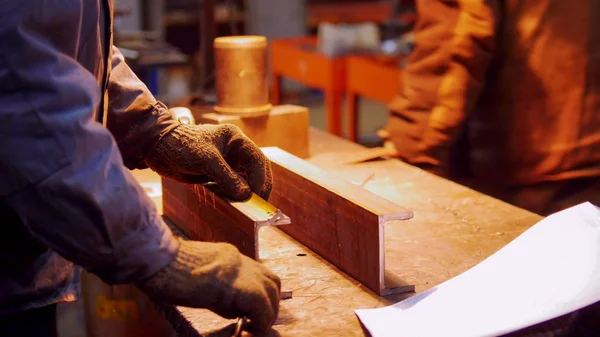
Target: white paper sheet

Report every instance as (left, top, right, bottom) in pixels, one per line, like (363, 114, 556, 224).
(355, 202, 600, 337)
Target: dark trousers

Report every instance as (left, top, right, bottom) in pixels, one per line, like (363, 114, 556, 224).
(0, 305, 58, 337)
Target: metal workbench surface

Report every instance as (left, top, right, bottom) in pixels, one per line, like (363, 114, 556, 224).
(134, 128, 541, 337)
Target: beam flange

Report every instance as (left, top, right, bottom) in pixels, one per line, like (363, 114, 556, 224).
(262, 147, 415, 295)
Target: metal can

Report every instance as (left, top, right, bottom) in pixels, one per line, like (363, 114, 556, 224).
(213, 35, 272, 117)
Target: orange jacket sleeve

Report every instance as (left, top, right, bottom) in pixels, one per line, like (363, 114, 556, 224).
(388, 0, 500, 173)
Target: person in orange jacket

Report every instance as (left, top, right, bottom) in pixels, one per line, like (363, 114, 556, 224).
(385, 0, 600, 216)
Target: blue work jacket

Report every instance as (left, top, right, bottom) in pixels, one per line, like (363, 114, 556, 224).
(0, 1, 180, 315)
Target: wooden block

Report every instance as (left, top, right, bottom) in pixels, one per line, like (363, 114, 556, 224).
(262, 147, 415, 296)
(197, 105, 310, 158)
(162, 178, 290, 260)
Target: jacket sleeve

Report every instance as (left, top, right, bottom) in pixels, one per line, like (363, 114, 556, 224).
(106, 46, 180, 170)
(387, 0, 500, 172)
(0, 4, 178, 284)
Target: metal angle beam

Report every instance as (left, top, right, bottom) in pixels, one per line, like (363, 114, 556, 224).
(262, 147, 415, 296)
(162, 178, 290, 260)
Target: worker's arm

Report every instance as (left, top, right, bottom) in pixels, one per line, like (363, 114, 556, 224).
(106, 47, 272, 200)
(0, 6, 279, 333)
(387, 0, 500, 174)
(105, 46, 179, 170)
(0, 13, 177, 285)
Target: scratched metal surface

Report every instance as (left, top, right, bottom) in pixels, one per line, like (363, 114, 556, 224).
(134, 128, 541, 337)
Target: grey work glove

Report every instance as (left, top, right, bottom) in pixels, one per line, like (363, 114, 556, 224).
(146, 124, 273, 201)
(138, 238, 281, 335)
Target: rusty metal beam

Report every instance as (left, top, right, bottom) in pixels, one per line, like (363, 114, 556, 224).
(262, 147, 415, 296)
(162, 178, 290, 260)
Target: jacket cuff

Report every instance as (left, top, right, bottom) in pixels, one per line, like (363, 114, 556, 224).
(121, 102, 180, 170)
(95, 213, 180, 285)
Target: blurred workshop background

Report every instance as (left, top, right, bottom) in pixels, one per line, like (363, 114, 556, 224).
(113, 0, 415, 146)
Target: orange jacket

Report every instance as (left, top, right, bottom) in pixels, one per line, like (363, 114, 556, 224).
(387, 0, 600, 187)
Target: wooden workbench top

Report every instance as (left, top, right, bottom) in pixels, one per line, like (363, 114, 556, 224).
(133, 128, 541, 337)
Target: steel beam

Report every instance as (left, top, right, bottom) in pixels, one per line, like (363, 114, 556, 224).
(262, 147, 415, 296)
(162, 179, 290, 260)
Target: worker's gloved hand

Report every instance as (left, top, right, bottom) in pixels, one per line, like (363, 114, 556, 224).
(146, 124, 272, 201)
(138, 238, 281, 335)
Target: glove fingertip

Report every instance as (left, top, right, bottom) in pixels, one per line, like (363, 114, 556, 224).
(246, 320, 271, 337)
(209, 181, 251, 201)
(234, 184, 252, 201)
(246, 300, 275, 336)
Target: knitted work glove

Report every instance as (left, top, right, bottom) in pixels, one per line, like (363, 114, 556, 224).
(138, 238, 281, 336)
(146, 124, 272, 201)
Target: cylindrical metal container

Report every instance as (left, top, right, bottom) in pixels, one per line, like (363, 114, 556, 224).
(214, 35, 272, 116)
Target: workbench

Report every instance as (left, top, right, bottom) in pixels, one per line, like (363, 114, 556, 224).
(134, 128, 540, 336)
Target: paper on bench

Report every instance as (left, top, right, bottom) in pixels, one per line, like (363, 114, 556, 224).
(355, 202, 600, 337)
